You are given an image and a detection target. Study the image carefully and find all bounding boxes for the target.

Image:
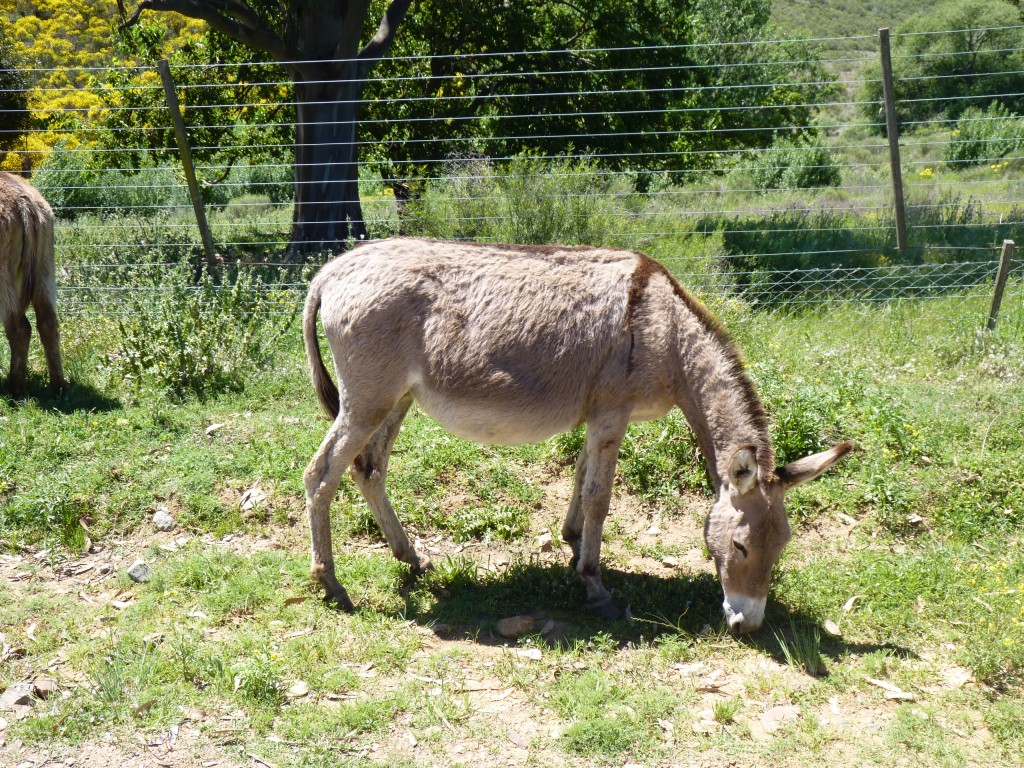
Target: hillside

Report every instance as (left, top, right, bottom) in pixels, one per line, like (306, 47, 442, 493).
(771, 0, 937, 52)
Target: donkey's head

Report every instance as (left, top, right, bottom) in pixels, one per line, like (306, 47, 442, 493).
(704, 442, 853, 634)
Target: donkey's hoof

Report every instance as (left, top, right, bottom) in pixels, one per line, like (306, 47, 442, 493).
(322, 585, 355, 612)
(410, 552, 432, 576)
(584, 596, 622, 620)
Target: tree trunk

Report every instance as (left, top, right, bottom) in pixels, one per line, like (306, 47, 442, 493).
(291, 71, 366, 257)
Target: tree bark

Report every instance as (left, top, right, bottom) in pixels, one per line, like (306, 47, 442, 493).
(291, 70, 367, 256)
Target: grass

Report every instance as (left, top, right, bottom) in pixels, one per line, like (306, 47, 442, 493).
(1, 268, 1021, 766)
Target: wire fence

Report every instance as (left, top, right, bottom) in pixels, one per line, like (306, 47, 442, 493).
(1, 24, 1022, 327)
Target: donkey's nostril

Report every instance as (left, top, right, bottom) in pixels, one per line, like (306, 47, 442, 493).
(728, 613, 746, 633)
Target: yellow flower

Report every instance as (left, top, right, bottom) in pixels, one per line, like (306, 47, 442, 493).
(918, 167, 934, 178)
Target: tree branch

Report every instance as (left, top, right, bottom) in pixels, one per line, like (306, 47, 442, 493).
(358, 0, 413, 69)
(119, 0, 289, 61)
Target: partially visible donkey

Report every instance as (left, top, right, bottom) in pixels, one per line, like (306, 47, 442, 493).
(0, 172, 65, 395)
(302, 238, 850, 633)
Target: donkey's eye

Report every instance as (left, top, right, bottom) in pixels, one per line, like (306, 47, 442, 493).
(733, 540, 748, 558)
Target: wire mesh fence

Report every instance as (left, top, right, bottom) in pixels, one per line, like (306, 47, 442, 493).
(2, 24, 1022, 328)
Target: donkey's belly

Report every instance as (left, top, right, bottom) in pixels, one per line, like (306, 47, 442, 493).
(412, 385, 582, 445)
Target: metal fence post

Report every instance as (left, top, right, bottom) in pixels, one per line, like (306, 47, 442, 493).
(879, 28, 908, 253)
(987, 239, 1016, 330)
(157, 59, 217, 269)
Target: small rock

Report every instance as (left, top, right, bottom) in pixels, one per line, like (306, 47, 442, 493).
(661, 556, 679, 568)
(496, 615, 535, 638)
(285, 680, 310, 699)
(644, 525, 662, 536)
(0, 715, 7, 730)
(127, 560, 152, 583)
(31, 679, 57, 700)
(153, 506, 177, 532)
(0, 683, 33, 710)
(762, 704, 800, 733)
(536, 532, 553, 552)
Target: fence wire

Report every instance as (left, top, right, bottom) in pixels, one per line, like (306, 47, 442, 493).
(1, 24, 1022, 329)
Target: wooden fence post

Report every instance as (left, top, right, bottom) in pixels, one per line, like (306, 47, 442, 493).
(987, 239, 1016, 330)
(157, 59, 216, 270)
(879, 28, 908, 253)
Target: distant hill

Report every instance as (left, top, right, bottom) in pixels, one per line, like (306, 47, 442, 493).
(770, 0, 937, 52)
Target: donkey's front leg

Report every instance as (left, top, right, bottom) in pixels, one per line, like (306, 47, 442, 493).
(560, 448, 589, 568)
(576, 411, 629, 619)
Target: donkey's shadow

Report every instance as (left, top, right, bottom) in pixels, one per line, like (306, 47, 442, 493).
(0, 377, 121, 414)
(407, 559, 915, 665)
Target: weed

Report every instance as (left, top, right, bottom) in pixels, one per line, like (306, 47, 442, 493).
(774, 620, 826, 676)
(712, 696, 742, 723)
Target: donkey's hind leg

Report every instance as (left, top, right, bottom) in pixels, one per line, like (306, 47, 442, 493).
(3, 311, 31, 395)
(304, 402, 391, 610)
(33, 294, 65, 393)
(350, 394, 430, 574)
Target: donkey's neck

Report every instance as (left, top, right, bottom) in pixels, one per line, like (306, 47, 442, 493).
(671, 304, 773, 489)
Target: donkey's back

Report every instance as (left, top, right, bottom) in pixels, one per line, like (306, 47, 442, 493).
(304, 238, 672, 445)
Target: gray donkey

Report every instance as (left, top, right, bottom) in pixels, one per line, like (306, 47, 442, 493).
(0, 172, 65, 395)
(303, 238, 850, 633)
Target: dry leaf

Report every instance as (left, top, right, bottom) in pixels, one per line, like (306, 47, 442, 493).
(842, 595, 863, 613)
(514, 648, 542, 661)
(823, 619, 842, 636)
(865, 677, 915, 700)
(283, 596, 308, 607)
(285, 680, 310, 699)
(239, 487, 268, 512)
(205, 423, 224, 436)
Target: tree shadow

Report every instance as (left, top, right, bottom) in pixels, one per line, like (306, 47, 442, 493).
(404, 558, 915, 664)
(0, 377, 122, 414)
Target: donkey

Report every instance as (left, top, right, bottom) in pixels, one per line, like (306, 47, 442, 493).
(0, 172, 65, 395)
(302, 238, 851, 633)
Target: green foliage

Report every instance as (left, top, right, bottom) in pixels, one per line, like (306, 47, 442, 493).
(944, 103, 1024, 168)
(33, 144, 189, 218)
(0, 25, 29, 156)
(443, 504, 531, 543)
(109, 261, 299, 400)
(858, 1, 1024, 130)
(618, 412, 708, 502)
(550, 668, 673, 761)
(700, 194, 1018, 305)
(774, 619, 825, 676)
(748, 133, 842, 191)
(367, 0, 834, 184)
(405, 153, 617, 245)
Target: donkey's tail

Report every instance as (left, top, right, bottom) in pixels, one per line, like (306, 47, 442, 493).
(303, 280, 341, 420)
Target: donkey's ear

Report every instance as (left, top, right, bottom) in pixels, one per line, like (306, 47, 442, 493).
(727, 446, 759, 495)
(776, 441, 854, 491)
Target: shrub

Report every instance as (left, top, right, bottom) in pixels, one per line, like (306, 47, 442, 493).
(944, 103, 1024, 168)
(748, 133, 842, 191)
(405, 152, 616, 245)
(33, 146, 189, 218)
(109, 261, 299, 400)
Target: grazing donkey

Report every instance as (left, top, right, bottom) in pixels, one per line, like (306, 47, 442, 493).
(303, 238, 851, 633)
(0, 172, 65, 395)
